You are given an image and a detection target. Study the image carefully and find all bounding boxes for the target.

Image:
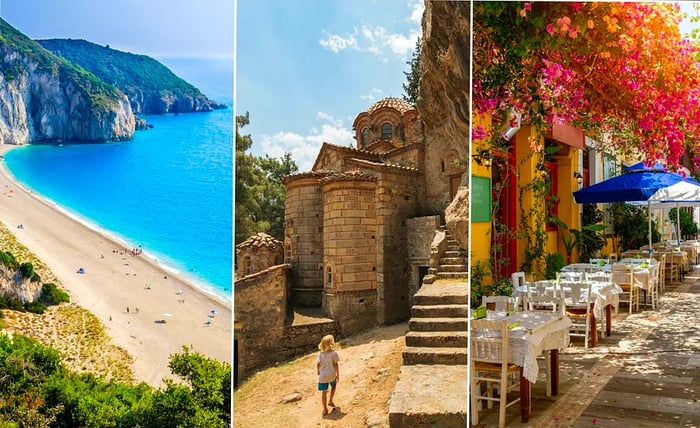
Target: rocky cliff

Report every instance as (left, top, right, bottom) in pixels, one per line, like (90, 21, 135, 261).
(38, 39, 226, 115)
(0, 19, 134, 144)
(418, 1, 470, 250)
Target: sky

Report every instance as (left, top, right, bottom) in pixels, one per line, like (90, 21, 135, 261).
(0, 0, 234, 59)
(236, 0, 424, 171)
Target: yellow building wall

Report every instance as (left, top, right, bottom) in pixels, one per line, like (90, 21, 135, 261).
(471, 113, 492, 282)
(471, 116, 583, 282)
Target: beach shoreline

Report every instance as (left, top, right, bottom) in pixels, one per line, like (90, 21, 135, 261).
(0, 143, 231, 387)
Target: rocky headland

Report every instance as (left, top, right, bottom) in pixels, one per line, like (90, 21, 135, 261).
(0, 18, 224, 145)
(38, 38, 227, 115)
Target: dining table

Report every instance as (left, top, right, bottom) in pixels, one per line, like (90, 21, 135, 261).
(472, 311, 571, 422)
(514, 276, 622, 339)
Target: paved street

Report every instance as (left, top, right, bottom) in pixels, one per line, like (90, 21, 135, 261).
(474, 268, 700, 427)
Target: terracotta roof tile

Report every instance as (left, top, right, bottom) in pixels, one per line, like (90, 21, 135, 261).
(235, 232, 283, 251)
(366, 97, 416, 115)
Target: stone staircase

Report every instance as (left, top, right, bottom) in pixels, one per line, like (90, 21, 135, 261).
(426, 231, 468, 282)
(388, 279, 468, 427)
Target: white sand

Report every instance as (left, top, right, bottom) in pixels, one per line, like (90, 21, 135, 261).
(0, 144, 231, 387)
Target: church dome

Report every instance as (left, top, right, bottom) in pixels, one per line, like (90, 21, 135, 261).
(366, 97, 415, 115)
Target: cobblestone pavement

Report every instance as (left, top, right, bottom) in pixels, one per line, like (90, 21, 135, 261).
(473, 267, 700, 427)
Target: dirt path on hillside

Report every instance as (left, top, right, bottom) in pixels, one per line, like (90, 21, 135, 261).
(233, 323, 409, 428)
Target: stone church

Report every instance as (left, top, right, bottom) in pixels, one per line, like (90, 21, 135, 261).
(234, 97, 466, 382)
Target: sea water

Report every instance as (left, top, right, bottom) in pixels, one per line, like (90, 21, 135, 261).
(3, 57, 233, 301)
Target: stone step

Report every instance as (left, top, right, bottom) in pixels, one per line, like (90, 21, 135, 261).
(408, 317, 467, 332)
(413, 292, 468, 306)
(405, 331, 467, 348)
(411, 304, 469, 318)
(440, 256, 467, 265)
(436, 272, 468, 280)
(427, 267, 439, 276)
(444, 250, 466, 257)
(446, 244, 464, 252)
(437, 264, 468, 273)
(389, 365, 467, 428)
(402, 346, 468, 365)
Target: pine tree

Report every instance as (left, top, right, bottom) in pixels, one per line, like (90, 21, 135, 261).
(402, 37, 422, 105)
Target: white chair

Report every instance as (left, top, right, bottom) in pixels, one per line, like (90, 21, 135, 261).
(511, 271, 526, 290)
(482, 295, 517, 313)
(587, 271, 611, 282)
(612, 264, 640, 314)
(522, 295, 565, 316)
(470, 319, 521, 428)
(561, 282, 595, 348)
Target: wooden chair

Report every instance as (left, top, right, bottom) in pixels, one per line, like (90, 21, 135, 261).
(561, 282, 595, 348)
(612, 264, 640, 314)
(470, 319, 521, 428)
(663, 252, 681, 283)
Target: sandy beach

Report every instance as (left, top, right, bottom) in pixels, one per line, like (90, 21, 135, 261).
(0, 144, 231, 387)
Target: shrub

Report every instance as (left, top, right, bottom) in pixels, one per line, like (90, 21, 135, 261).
(545, 252, 565, 280)
(18, 262, 34, 280)
(39, 283, 70, 305)
(24, 301, 47, 314)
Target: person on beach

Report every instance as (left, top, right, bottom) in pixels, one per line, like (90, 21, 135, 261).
(316, 334, 340, 416)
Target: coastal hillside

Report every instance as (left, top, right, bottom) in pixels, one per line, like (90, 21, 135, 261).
(0, 18, 135, 144)
(39, 38, 226, 115)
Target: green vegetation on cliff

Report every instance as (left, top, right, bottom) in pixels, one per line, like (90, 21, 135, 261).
(39, 38, 198, 95)
(38, 38, 218, 113)
(0, 18, 122, 111)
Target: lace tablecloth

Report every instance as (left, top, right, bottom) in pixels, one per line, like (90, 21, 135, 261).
(472, 311, 571, 383)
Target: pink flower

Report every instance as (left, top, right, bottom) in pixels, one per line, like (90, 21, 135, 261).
(546, 23, 555, 35)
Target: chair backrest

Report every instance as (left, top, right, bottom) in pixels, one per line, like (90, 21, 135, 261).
(587, 270, 611, 282)
(511, 271, 526, 289)
(482, 295, 517, 313)
(522, 295, 565, 316)
(470, 319, 510, 365)
(612, 264, 634, 288)
(609, 253, 618, 263)
(561, 282, 592, 308)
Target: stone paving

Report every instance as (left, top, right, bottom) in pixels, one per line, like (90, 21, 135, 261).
(473, 267, 700, 427)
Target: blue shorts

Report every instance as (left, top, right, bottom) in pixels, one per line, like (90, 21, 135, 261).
(318, 380, 337, 391)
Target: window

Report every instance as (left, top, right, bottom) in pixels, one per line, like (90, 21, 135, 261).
(326, 266, 333, 285)
(244, 256, 252, 275)
(360, 127, 369, 148)
(381, 123, 392, 140)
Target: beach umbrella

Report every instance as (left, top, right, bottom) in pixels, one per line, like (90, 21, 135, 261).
(573, 167, 700, 249)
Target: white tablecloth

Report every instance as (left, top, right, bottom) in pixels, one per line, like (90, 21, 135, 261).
(472, 311, 571, 383)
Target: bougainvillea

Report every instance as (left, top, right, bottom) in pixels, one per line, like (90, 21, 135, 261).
(473, 2, 700, 169)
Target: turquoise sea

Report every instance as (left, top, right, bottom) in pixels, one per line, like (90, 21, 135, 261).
(3, 57, 233, 300)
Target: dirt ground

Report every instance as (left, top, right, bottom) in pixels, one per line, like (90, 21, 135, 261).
(233, 322, 409, 428)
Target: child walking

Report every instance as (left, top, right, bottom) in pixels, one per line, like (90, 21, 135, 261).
(317, 334, 340, 416)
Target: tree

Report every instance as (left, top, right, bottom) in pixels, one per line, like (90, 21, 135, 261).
(235, 113, 298, 245)
(402, 37, 421, 105)
(473, 2, 700, 169)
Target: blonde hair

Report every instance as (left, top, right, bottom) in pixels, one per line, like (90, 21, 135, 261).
(318, 334, 336, 352)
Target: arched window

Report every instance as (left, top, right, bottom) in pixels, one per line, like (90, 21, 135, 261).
(360, 127, 369, 148)
(244, 256, 252, 275)
(381, 123, 392, 140)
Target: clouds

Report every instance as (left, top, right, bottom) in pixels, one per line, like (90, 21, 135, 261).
(260, 113, 355, 171)
(359, 87, 384, 102)
(319, 0, 423, 60)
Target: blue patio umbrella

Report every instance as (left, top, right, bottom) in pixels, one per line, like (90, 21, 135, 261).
(573, 167, 700, 248)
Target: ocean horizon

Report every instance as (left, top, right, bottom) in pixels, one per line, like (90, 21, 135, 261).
(3, 57, 233, 301)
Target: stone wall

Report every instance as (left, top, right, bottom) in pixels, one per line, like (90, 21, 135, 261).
(323, 289, 377, 335)
(374, 169, 422, 324)
(285, 176, 325, 307)
(406, 215, 441, 306)
(235, 245, 283, 278)
(322, 175, 378, 334)
(234, 265, 289, 380)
